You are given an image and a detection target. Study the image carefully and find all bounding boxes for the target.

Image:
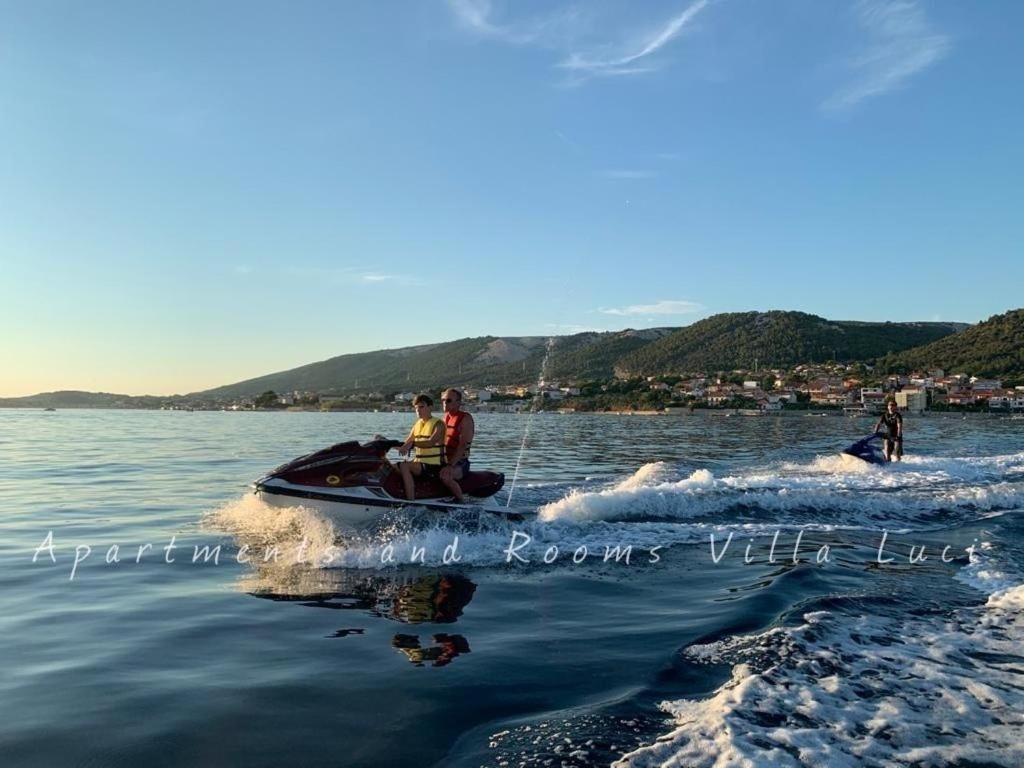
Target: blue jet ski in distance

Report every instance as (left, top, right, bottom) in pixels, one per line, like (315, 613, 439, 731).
(841, 433, 888, 465)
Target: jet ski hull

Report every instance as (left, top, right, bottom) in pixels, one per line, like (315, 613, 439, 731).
(256, 478, 402, 528)
(841, 433, 888, 465)
(253, 438, 515, 529)
(256, 478, 528, 529)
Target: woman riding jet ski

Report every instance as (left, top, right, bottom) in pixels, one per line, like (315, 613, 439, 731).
(253, 438, 507, 529)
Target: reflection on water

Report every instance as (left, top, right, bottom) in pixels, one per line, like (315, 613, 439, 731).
(243, 566, 477, 664)
(326, 628, 365, 638)
(392, 632, 471, 667)
(390, 573, 476, 623)
(243, 567, 477, 622)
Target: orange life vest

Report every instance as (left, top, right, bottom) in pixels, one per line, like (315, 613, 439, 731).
(444, 410, 471, 463)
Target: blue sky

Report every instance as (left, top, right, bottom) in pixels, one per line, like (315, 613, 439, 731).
(1, 0, 1021, 396)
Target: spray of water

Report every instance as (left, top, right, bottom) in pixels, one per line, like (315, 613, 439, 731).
(506, 337, 556, 507)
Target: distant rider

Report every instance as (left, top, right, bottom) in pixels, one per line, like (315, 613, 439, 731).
(440, 388, 474, 503)
(873, 399, 903, 462)
(396, 394, 445, 500)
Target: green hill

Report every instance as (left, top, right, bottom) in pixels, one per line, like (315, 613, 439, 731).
(195, 337, 528, 398)
(543, 328, 673, 380)
(0, 390, 164, 409)
(881, 308, 1024, 382)
(199, 314, 962, 399)
(195, 329, 674, 399)
(614, 311, 964, 375)
(3, 311, 991, 407)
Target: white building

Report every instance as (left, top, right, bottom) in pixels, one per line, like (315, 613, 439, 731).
(988, 393, 1012, 409)
(895, 389, 927, 413)
(971, 378, 1002, 391)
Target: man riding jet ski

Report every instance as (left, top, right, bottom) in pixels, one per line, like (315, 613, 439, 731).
(253, 438, 508, 529)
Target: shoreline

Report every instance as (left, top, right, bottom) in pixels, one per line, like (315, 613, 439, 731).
(4, 406, 1022, 420)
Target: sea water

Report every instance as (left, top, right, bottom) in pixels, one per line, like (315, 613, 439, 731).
(1, 409, 1022, 766)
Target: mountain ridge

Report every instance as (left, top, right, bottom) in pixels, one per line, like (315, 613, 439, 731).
(614, 311, 967, 376)
(881, 309, 1024, 379)
(4, 308, 1009, 408)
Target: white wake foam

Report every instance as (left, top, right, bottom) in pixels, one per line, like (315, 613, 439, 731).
(206, 451, 1024, 572)
(539, 454, 1024, 526)
(202, 493, 339, 562)
(956, 540, 1023, 597)
(618, 590, 1024, 767)
(619, 534, 1024, 768)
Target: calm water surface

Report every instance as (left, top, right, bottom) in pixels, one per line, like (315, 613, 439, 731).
(1, 410, 1022, 767)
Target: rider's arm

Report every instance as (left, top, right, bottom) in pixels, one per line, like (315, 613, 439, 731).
(429, 420, 445, 447)
(413, 420, 444, 448)
(449, 415, 474, 464)
(400, 426, 415, 453)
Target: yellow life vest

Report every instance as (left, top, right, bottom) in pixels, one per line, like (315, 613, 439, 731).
(412, 416, 443, 465)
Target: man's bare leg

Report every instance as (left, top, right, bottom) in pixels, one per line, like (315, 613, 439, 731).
(439, 466, 464, 503)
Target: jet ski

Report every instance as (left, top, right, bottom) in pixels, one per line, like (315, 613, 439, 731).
(841, 433, 887, 465)
(254, 438, 520, 528)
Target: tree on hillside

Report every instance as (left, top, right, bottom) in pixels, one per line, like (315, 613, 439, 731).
(255, 390, 283, 409)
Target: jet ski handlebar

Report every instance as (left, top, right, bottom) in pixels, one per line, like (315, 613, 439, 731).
(366, 438, 403, 452)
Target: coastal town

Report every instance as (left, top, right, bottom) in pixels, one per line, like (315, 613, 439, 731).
(10, 310, 1020, 415)
(191, 362, 1024, 416)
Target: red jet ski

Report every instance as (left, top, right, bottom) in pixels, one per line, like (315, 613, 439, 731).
(254, 439, 512, 528)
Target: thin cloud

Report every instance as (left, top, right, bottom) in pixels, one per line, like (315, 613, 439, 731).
(595, 169, 657, 180)
(281, 267, 422, 286)
(554, 130, 585, 153)
(600, 300, 705, 316)
(824, 0, 950, 111)
(447, 0, 497, 36)
(560, 0, 710, 81)
(446, 0, 580, 46)
(544, 323, 610, 334)
(446, 0, 711, 84)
